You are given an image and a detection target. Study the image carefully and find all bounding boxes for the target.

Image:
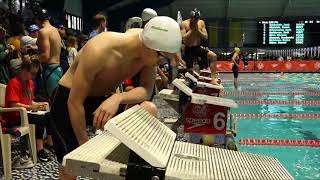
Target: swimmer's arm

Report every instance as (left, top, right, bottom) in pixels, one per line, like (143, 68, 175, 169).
(68, 53, 100, 145)
(181, 22, 193, 40)
(232, 53, 239, 66)
(197, 20, 208, 40)
(37, 30, 50, 63)
(176, 53, 186, 67)
(118, 66, 156, 104)
(157, 67, 168, 82)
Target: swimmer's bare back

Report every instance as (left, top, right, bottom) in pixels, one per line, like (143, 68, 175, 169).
(59, 29, 155, 97)
(37, 25, 61, 64)
(181, 19, 206, 47)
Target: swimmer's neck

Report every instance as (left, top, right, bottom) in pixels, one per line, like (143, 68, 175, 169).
(127, 34, 158, 66)
(41, 20, 51, 28)
(127, 34, 147, 57)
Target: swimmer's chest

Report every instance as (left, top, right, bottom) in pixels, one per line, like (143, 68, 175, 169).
(184, 20, 202, 31)
(92, 59, 142, 92)
(184, 21, 202, 45)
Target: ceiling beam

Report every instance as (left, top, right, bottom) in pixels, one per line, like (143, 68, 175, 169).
(106, 0, 140, 12)
(225, 0, 230, 19)
(280, 0, 291, 17)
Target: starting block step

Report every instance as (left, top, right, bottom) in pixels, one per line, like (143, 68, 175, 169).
(62, 131, 127, 179)
(185, 72, 224, 90)
(105, 105, 177, 168)
(172, 79, 238, 108)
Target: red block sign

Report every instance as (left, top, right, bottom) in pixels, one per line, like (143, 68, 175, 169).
(184, 104, 228, 134)
(215, 60, 320, 72)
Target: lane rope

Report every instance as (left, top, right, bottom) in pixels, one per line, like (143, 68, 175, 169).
(239, 139, 320, 147)
(237, 87, 320, 91)
(232, 113, 320, 119)
(237, 100, 320, 105)
(222, 91, 320, 96)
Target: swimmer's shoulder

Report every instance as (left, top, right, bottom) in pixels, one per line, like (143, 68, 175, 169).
(94, 30, 140, 40)
(198, 19, 205, 24)
(38, 27, 48, 35)
(83, 32, 122, 52)
(181, 19, 190, 29)
(182, 19, 190, 24)
(125, 28, 143, 34)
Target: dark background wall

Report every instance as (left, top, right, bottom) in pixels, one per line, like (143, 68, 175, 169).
(83, 0, 174, 32)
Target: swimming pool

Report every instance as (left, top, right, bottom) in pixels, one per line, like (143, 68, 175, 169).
(222, 73, 320, 180)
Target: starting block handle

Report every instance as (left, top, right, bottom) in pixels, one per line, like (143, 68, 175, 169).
(126, 150, 165, 180)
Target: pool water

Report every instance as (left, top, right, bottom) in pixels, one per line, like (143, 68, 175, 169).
(222, 73, 320, 180)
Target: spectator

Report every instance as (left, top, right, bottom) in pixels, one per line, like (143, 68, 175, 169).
(242, 52, 249, 71)
(55, 23, 67, 48)
(89, 13, 107, 40)
(4, 56, 52, 164)
(21, 24, 39, 55)
(0, 25, 9, 84)
(7, 22, 25, 59)
(77, 33, 88, 51)
(66, 36, 77, 66)
(55, 23, 69, 73)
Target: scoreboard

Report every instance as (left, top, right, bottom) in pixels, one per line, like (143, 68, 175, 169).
(258, 19, 320, 47)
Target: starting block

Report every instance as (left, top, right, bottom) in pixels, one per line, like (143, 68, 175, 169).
(160, 79, 238, 150)
(200, 69, 211, 77)
(178, 65, 187, 73)
(191, 70, 217, 84)
(185, 72, 223, 96)
(63, 105, 293, 180)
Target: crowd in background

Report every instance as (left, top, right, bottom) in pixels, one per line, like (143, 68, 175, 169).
(0, 2, 93, 165)
(0, 4, 89, 85)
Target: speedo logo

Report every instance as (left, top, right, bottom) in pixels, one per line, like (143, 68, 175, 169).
(151, 26, 168, 32)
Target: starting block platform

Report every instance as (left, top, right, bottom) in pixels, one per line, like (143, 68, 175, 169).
(191, 71, 222, 85)
(200, 69, 212, 77)
(185, 72, 223, 90)
(160, 79, 237, 108)
(63, 105, 293, 180)
(185, 72, 223, 96)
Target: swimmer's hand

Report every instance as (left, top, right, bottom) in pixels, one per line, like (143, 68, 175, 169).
(93, 94, 121, 130)
(190, 19, 198, 31)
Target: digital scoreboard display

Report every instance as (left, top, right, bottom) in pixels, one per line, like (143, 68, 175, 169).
(258, 19, 320, 47)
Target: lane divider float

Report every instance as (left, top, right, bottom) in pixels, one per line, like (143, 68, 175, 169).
(238, 87, 320, 91)
(232, 113, 320, 119)
(222, 91, 320, 96)
(237, 100, 320, 105)
(239, 139, 320, 147)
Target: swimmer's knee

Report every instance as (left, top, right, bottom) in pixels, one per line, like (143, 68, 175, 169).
(140, 101, 158, 118)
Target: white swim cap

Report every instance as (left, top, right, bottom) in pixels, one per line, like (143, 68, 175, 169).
(125, 17, 142, 31)
(139, 16, 182, 53)
(141, 8, 157, 22)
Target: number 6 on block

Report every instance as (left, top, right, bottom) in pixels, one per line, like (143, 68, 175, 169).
(213, 112, 226, 130)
